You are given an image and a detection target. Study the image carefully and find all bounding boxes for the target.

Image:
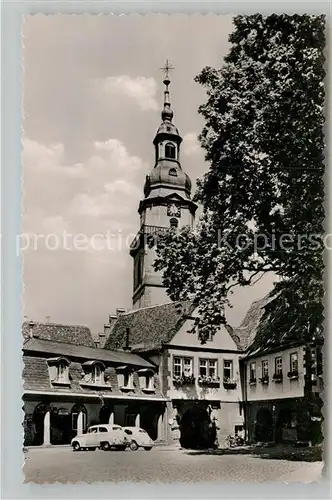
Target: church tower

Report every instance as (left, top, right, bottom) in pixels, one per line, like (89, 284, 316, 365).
(130, 62, 197, 309)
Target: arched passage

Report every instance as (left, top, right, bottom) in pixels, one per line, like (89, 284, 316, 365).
(275, 408, 297, 443)
(255, 408, 273, 443)
(179, 406, 214, 449)
(71, 403, 87, 438)
(99, 404, 113, 424)
(50, 406, 72, 445)
(32, 403, 48, 446)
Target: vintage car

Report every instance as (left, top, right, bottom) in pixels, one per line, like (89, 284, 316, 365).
(71, 424, 129, 451)
(123, 427, 154, 451)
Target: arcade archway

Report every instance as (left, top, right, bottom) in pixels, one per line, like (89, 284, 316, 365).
(179, 406, 215, 449)
(255, 407, 273, 443)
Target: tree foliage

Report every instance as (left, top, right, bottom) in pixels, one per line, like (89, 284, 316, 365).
(154, 14, 325, 344)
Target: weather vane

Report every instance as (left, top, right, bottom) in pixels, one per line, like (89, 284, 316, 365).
(160, 59, 174, 79)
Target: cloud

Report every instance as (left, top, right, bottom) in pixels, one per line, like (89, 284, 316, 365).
(97, 75, 158, 111)
(22, 136, 146, 233)
(182, 132, 201, 156)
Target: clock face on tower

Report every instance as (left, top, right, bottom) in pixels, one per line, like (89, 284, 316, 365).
(167, 203, 181, 218)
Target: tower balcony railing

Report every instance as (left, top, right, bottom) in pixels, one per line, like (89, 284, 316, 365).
(130, 225, 170, 251)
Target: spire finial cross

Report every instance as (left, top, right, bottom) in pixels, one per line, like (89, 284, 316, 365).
(160, 59, 174, 79)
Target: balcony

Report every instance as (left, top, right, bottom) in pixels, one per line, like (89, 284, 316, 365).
(259, 375, 269, 385)
(223, 377, 237, 390)
(173, 374, 195, 386)
(249, 377, 257, 386)
(272, 372, 283, 383)
(130, 225, 169, 253)
(198, 375, 220, 387)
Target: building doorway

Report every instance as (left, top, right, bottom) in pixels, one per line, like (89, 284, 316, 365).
(255, 408, 273, 443)
(179, 406, 213, 449)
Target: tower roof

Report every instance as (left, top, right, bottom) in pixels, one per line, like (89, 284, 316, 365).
(153, 66, 182, 146)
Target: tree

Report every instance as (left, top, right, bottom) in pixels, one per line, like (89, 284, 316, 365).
(154, 14, 325, 345)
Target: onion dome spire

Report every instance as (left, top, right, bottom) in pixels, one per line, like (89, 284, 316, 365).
(160, 59, 174, 122)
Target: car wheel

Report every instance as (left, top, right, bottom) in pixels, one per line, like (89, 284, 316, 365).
(144, 447, 152, 451)
(100, 441, 111, 451)
(130, 440, 139, 451)
(72, 441, 81, 451)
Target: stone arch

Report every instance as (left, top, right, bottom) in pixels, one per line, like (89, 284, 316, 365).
(99, 404, 113, 425)
(31, 402, 49, 446)
(71, 403, 88, 436)
(179, 405, 215, 449)
(255, 407, 273, 443)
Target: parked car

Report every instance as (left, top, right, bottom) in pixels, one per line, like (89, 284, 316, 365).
(71, 424, 129, 451)
(123, 427, 154, 451)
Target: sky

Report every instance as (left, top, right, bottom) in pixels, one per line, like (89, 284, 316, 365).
(22, 14, 275, 334)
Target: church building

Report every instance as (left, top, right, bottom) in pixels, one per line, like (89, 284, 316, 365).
(103, 70, 246, 448)
(23, 65, 322, 449)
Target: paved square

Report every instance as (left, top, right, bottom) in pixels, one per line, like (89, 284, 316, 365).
(23, 446, 323, 484)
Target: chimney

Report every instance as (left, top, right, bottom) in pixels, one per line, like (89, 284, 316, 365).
(116, 308, 126, 317)
(28, 320, 38, 338)
(124, 327, 131, 351)
(102, 324, 110, 337)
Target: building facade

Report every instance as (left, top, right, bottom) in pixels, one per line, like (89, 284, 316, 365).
(130, 73, 197, 309)
(22, 322, 168, 447)
(23, 69, 323, 449)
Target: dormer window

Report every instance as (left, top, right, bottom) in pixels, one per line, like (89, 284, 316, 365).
(47, 357, 70, 385)
(116, 366, 134, 391)
(81, 361, 106, 387)
(137, 368, 155, 392)
(92, 363, 102, 384)
(165, 142, 176, 159)
(169, 168, 177, 177)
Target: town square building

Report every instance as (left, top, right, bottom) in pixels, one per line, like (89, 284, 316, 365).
(23, 71, 323, 449)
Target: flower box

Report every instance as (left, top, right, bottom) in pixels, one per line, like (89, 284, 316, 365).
(272, 372, 283, 383)
(249, 378, 257, 386)
(259, 376, 269, 385)
(173, 374, 195, 386)
(198, 376, 220, 387)
(223, 378, 237, 390)
(287, 370, 299, 380)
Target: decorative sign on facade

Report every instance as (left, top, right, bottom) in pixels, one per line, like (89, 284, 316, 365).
(167, 203, 181, 218)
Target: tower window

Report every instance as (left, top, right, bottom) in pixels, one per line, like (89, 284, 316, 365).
(165, 143, 176, 159)
(170, 218, 179, 229)
(169, 168, 177, 177)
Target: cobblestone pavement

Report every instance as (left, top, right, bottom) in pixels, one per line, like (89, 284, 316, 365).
(23, 446, 323, 484)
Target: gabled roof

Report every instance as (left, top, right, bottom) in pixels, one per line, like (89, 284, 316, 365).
(23, 337, 154, 369)
(104, 301, 194, 352)
(22, 321, 95, 347)
(228, 295, 273, 353)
